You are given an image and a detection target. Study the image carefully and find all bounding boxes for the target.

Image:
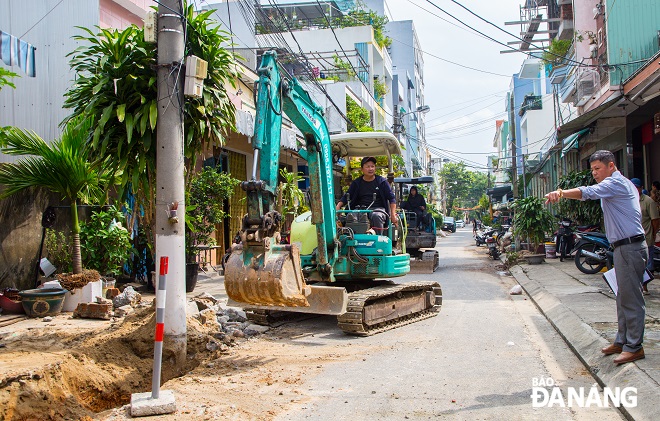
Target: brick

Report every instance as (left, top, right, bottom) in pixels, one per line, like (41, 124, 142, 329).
(73, 302, 112, 320)
(106, 288, 120, 299)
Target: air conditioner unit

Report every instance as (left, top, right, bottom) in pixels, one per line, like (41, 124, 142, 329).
(575, 68, 600, 106)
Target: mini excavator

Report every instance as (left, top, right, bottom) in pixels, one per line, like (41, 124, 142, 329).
(224, 51, 441, 335)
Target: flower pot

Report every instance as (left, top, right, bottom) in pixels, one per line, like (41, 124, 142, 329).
(62, 280, 102, 312)
(0, 294, 25, 314)
(18, 288, 67, 317)
(185, 263, 199, 293)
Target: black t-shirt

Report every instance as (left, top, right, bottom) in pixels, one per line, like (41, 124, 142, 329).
(357, 178, 385, 208)
(340, 175, 395, 210)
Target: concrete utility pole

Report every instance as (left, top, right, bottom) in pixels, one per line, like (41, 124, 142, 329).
(156, 0, 187, 365)
(509, 94, 518, 199)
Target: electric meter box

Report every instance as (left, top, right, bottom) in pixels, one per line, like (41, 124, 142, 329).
(144, 11, 157, 43)
(185, 56, 208, 79)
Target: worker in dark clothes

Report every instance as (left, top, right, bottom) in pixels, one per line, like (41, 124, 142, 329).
(401, 186, 429, 228)
(336, 156, 398, 232)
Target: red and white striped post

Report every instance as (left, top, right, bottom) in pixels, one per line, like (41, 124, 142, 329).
(152, 256, 168, 399)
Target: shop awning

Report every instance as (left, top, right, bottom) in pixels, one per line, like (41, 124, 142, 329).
(486, 185, 513, 202)
(557, 93, 622, 140)
(560, 128, 590, 157)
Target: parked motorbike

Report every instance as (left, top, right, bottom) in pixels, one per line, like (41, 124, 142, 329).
(486, 236, 500, 259)
(573, 231, 613, 274)
(554, 217, 601, 262)
(555, 217, 575, 262)
(475, 227, 496, 247)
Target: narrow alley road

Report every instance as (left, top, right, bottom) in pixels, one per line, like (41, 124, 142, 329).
(273, 227, 624, 420)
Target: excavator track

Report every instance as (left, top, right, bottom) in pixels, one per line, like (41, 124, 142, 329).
(337, 281, 442, 336)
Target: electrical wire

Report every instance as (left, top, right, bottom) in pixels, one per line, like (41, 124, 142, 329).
(390, 36, 511, 78)
(18, 0, 66, 39)
(313, 0, 394, 117)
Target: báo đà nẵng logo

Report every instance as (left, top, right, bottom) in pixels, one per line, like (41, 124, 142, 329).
(530, 376, 637, 408)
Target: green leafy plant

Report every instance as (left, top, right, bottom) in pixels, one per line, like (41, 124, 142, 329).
(504, 251, 520, 269)
(63, 1, 239, 244)
(79, 206, 131, 276)
(373, 76, 388, 100)
(0, 116, 115, 274)
(0, 67, 19, 90)
(542, 38, 572, 66)
(555, 169, 603, 226)
(185, 168, 239, 261)
(45, 229, 73, 274)
(278, 168, 308, 218)
(511, 196, 554, 252)
(333, 55, 356, 80)
(343, 1, 391, 49)
(346, 95, 373, 132)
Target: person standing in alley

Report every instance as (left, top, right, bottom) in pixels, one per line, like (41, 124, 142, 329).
(545, 150, 647, 365)
(630, 178, 659, 294)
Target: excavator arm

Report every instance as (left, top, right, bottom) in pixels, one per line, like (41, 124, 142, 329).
(224, 51, 339, 308)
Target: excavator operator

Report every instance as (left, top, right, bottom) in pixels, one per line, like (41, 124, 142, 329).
(336, 156, 399, 232)
(401, 186, 430, 228)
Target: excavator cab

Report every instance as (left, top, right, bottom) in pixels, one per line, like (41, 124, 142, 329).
(329, 132, 402, 242)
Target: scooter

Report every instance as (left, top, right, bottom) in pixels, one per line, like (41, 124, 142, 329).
(554, 217, 600, 262)
(475, 227, 496, 247)
(555, 217, 575, 262)
(486, 236, 500, 260)
(573, 231, 613, 274)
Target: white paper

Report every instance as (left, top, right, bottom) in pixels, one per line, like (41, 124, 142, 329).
(603, 268, 653, 295)
(603, 269, 618, 296)
(643, 269, 653, 284)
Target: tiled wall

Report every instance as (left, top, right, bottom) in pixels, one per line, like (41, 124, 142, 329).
(100, 0, 155, 29)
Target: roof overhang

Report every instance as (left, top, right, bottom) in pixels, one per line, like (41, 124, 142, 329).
(393, 176, 434, 184)
(557, 94, 623, 140)
(486, 185, 513, 201)
(560, 128, 590, 158)
(330, 132, 402, 158)
(623, 51, 660, 102)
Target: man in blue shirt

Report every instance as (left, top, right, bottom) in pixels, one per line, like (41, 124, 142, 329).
(545, 150, 647, 365)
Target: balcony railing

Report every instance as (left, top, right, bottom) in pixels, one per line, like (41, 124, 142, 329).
(519, 95, 542, 116)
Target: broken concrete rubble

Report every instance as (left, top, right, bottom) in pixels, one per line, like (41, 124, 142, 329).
(112, 286, 142, 308)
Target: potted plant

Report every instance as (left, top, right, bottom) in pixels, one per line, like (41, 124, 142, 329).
(542, 38, 572, 67)
(511, 196, 554, 264)
(185, 167, 239, 292)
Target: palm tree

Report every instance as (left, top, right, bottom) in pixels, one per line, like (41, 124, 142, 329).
(0, 117, 114, 274)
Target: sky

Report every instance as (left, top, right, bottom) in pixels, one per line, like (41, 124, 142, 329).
(383, 0, 531, 171)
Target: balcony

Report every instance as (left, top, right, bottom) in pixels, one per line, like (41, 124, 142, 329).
(519, 95, 542, 116)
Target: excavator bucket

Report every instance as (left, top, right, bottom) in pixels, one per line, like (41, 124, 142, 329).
(224, 243, 310, 308)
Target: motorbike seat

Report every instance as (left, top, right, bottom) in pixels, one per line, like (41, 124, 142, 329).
(584, 231, 607, 239)
(577, 225, 599, 231)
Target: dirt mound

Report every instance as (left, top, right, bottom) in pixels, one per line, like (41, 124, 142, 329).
(0, 306, 223, 421)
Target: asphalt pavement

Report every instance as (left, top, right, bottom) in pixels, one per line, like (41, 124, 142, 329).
(508, 255, 660, 421)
